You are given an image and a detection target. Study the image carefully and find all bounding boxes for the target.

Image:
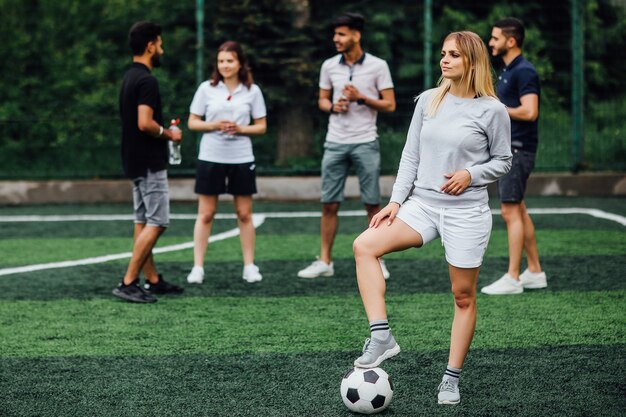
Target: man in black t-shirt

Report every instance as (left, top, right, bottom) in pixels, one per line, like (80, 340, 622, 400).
(113, 21, 184, 303)
(482, 17, 548, 296)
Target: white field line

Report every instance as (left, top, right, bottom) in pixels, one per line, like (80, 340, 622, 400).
(0, 215, 265, 277)
(0, 207, 624, 225)
(0, 207, 624, 277)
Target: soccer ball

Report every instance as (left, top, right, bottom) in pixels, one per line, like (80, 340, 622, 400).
(340, 367, 394, 414)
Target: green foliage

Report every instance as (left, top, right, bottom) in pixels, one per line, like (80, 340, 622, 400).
(0, 0, 625, 178)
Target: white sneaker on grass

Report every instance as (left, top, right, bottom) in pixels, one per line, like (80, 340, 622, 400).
(481, 273, 523, 295)
(186, 266, 204, 284)
(437, 379, 460, 404)
(379, 259, 390, 280)
(520, 268, 547, 289)
(297, 258, 334, 278)
(243, 264, 263, 283)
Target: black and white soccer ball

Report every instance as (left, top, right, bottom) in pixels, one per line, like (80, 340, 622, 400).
(340, 367, 394, 414)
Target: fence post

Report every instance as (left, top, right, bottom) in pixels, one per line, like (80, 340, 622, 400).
(571, 0, 584, 172)
(423, 0, 432, 91)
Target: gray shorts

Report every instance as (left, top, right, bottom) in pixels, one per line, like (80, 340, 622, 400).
(498, 149, 536, 203)
(397, 198, 492, 268)
(321, 140, 381, 205)
(132, 169, 170, 228)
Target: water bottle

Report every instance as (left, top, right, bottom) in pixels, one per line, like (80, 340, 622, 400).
(168, 118, 182, 165)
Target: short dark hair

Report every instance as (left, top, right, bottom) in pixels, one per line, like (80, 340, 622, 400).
(128, 21, 162, 56)
(493, 17, 525, 48)
(210, 41, 254, 89)
(332, 12, 365, 32)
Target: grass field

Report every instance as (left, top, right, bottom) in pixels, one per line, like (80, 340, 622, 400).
(0, 197, 625, 416)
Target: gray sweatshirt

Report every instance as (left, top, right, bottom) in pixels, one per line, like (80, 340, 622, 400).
(390, 88, 512, 208)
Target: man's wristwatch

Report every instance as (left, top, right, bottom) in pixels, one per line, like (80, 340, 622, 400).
(356, 98, 366, 105)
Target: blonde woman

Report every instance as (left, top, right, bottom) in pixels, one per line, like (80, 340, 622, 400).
(351, 31, 512, 405)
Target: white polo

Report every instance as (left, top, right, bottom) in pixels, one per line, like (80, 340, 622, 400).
(189, 81, 266, 164)
(319, 53, 394, 144)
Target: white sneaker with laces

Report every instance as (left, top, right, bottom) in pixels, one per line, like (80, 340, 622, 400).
(186, 266, 204, 284)
(297, 258, 334, 278)
(519, 268, 547, 289)
(243, 264, 263, 283)
(481, 273, 523, 295)
(379, 259, 390, 280)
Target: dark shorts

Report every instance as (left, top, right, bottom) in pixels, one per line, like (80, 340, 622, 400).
(195, 160, 257, 196)
(498, 149, 536, 203)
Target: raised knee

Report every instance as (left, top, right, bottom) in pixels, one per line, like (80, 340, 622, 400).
(353, 234, 377, 259)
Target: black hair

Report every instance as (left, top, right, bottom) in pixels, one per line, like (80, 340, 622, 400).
(332, 12, 365, 33)
(493, 17, 525, 48)
(128, 21, 162, 56)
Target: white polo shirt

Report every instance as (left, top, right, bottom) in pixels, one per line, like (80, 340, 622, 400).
(189, 81, 266, 164)
(319, 53, 394, 144)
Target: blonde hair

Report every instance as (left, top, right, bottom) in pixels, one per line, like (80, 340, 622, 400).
(427, 31, 497, 117)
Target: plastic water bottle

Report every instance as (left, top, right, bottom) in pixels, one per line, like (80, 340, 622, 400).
(168, 118, 182, 165)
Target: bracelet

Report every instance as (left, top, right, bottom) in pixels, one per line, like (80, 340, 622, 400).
(329, 106, 335, 114)
(158, 125, 164, 137)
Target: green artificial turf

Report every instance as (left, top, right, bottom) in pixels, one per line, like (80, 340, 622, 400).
(1, 291, 623, 358)
(0, 198, 625, 417)
(1, 346, 624, 417)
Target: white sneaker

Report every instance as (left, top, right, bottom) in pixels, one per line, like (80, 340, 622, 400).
(297, 258, 334, 278)
(379, 259, 390, 280)
(520, 268, 547, 289)
(186, 266, 204, 284)
(243, 264, 262, 283)
(481, 273, 523, 295)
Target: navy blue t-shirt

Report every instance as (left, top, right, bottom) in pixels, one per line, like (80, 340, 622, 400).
(495, 55, 540, 153)
(119, 63, 167, 179)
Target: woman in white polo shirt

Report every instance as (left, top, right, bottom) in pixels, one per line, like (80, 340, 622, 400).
(186, 41, 267, 284)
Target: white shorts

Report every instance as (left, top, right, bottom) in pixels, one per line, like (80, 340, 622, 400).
(396, 198, 492, 268)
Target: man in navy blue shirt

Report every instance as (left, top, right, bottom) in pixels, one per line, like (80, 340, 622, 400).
(482, 17, 548, 295)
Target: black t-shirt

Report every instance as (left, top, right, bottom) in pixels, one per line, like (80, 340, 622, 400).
(495, 55, 540, 153)
(119, 62, 167, 178)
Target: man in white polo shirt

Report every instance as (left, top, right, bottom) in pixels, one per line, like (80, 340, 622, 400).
(298, 12, 396, 279)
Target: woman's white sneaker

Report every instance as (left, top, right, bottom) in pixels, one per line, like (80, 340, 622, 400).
(186, 266, 205, 284)
(243, 264, 263, 283)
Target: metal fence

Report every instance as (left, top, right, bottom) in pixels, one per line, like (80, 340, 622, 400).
(0, 0, 624, 180)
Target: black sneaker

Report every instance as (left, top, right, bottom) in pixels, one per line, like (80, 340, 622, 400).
(112, 280, 157, 303)
(144, 274, 184, 295)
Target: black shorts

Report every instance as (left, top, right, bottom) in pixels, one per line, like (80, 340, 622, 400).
(498, 149, 536, 203)
(194, 160, 257, 196)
